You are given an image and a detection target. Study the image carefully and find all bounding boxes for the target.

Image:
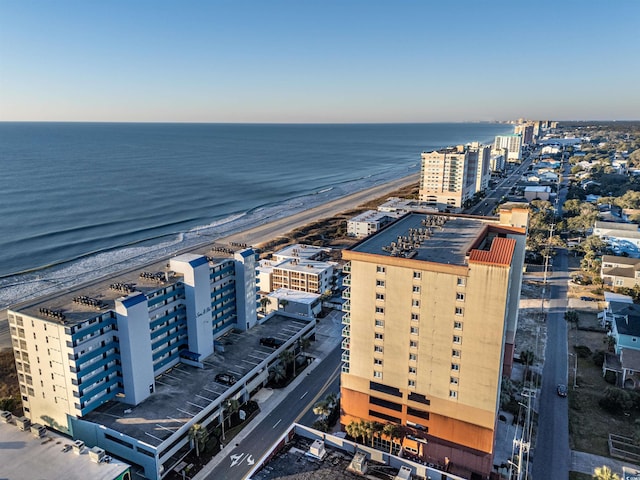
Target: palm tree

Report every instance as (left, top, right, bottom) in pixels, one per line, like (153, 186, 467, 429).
(383, 423, 401, 454)
(345, 421, 360, 442)
(298, 336, 311, 356)
(313, 400, 331, 421)
(259, 297, 271, 314)
(357, 420, 368, 444)
(279, 299, 289, 312)
(279, 349, 296, 377)
(593, 465, 620, 480)
(225, 398, 240, 428)
(370, 421, 384, 448)
(269, 363, 286, 384)
(188, 423, 208, 457)
(325, 392, 338, 410)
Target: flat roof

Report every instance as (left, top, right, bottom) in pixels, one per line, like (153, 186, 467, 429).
(0, 420, 129, 480)
(84, 314, 312, 446)
(274, 258, 334, 274)
(349, 210, 396, 223)
(273, 244, 331, 260)
(268, 288, 320, 304)
(12, 243, 243, 326)
(349, 213, 492, 266)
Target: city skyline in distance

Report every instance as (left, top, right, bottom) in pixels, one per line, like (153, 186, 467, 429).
(1, 0, 639, 123)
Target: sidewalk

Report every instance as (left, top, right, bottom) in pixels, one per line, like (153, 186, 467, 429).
(571, 450, 640, 477)
(193, 310, 343, 480)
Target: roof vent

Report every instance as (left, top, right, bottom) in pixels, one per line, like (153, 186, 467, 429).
(16, 416, 31, 431)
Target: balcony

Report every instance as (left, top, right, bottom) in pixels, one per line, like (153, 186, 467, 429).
(342, 325, 350, 338)
(342, 363, 350, 373)
(343, 300, 350, 312)
(341, 338, 350, 350)
(342, 263, 351, 273)
(342, 314, 350, 325)
(343, 275, 351, 286)
(341, 352, 350, 362)
(342, 288, 350, 300)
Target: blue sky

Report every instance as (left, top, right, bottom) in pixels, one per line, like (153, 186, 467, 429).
(1, 0, 638, 122)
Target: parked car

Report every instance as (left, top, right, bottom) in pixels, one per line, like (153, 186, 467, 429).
(557, 384, 568, 397)
(215, 373, 237, 386)
(260, 337, 284, 348)
(580, 296, 597, 302)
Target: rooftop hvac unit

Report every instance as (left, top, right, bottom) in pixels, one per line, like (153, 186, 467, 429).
(30, 423, 47, 438)
(16, 416, 31, 431)
(89, 446, 106, 463)
(306, 439, 326, 460)
(73, 439, 85, 454)
(0, 411, 12, 423)
(394, 465, 413, 480)
(347, 451, 368, 475)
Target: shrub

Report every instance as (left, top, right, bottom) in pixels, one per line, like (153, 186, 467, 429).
(573, 345, 592, 358)
(599, 387, 633, 414)
(592, 350, 605, 367)
(604, 370, 617, 385)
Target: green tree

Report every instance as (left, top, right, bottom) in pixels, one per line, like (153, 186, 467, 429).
(188, 423, 208, 458)
(520, 350, 535, 383)
(370, 421, 384, 448)
(279, 349, 296, 377)
(564, 310, 579, 325)
(345, 420, 363, 444)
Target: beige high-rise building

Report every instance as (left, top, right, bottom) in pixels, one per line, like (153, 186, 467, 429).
(419, 146, 476, 212)
(340, 207, 528, 479)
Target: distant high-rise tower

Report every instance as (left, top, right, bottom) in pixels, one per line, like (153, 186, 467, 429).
(494, 134, 523, 163)
(419, 144, 489, 212)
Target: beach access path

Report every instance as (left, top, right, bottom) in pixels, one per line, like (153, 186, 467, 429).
(0, 173, 419, 351)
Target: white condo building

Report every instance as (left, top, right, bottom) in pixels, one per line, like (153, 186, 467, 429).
(494, 134, 523, 162)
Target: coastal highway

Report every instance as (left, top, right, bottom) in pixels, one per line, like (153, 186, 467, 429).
(202, 344, 342, 480)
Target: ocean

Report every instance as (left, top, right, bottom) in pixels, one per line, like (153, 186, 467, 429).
(0, 122, 512, 309)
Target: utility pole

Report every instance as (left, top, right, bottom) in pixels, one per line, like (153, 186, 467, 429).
(541, 222, 555, 319)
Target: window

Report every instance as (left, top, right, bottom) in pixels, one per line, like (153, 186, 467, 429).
(453, 335, 461, 344)
(375, 332, 384, 340)
(374, 358, 383, 366)
(452, 349, 461, 358)
(454, 321, 462, 330)
(375, 306, 384, 314)
(375, 319, 384, 327)
(412, 285, 420, 293)
(412, 299, 420, 307)
(451, 363, 459, 371)
(408, 380, 416, 387)
(377, 266, 386, 273)
(410, 326, 419, 335)
(409, 367, 416, 374)
(450, 377, 459, 384)
(455, 307, 464, 316)
(409, 353, 417, 361)
(449, 390, 458, 398)
(413, 271, 421, 279)
(374, 345, 383, 353)
(410, 340, 418, 348)
(376, 293, 385, 300)
(457, 277, 465, 286)
(456, 292, 465, 301)
(376, 280, 385, 287)
(373, 371, 383, 379)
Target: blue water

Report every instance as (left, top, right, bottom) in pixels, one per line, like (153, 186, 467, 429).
(0, 122, 512, 307)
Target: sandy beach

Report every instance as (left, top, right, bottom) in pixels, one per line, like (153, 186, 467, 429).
(218, 173, 419, 249)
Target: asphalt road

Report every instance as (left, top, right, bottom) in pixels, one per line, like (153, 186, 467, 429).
(204, 344, 342, 480)
(531, 248, 570, 480)
(532, 159, 571, 480)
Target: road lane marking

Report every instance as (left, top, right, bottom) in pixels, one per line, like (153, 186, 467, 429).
(273, 419, 282, 429)
(300, 391, 308, 399)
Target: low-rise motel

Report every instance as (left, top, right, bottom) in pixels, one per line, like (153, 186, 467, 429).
(340, 206, 528, 479)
